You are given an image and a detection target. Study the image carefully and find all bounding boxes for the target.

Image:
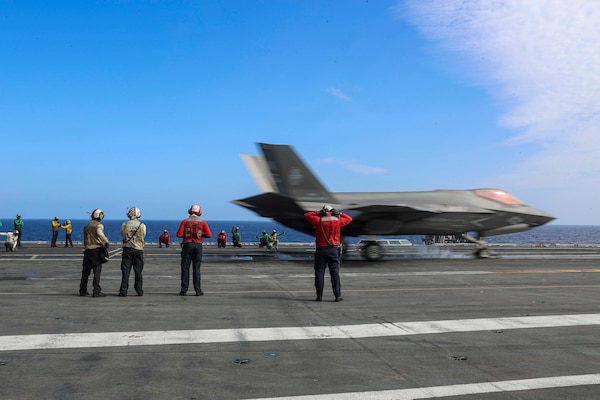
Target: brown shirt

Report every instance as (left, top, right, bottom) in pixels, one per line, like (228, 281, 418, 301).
(121, 219, 146, 250)
(83, 220, 109, 250)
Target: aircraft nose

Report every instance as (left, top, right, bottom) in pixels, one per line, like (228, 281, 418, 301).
(526, 207, 556, 226)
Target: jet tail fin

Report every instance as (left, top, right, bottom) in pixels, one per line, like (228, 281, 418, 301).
(256, 143, 338, 204)
(240, 154, 278, 193)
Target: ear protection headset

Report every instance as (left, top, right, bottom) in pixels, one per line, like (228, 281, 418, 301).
(188, 204, 202, 216)
(91, 208, 104, 221)
(319, 205, 334, 217)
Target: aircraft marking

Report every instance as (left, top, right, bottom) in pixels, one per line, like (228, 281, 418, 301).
(1, 313, 600, 352)
(288, 167, 303, 185)
(507, 216, 524, 224)
(469, 216, 495, 227)
(245, 374, 600, 399)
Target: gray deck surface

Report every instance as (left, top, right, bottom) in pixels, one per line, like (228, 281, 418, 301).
(1, 243, 600, 399)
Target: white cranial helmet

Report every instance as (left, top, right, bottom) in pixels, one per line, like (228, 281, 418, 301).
(91, 208, 104, 221)
(127, 207, 141, 219)
(188, 204, 202, 215)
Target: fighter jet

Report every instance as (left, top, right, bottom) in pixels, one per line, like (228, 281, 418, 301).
(233, 143, 555, 260)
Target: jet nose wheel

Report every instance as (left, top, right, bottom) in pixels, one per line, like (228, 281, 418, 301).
(475, 248, 490, 258)
(362, 243, 383, 261)
(474, 248, 497, 258)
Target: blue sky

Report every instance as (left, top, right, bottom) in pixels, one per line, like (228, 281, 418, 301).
(2, 0, 599, 224)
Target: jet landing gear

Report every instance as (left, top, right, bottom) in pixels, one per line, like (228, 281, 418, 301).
(460, 233, 497, 258)
(360, 240, 383, 261)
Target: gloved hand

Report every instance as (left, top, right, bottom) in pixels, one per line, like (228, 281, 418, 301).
(104, 243, 110, 249)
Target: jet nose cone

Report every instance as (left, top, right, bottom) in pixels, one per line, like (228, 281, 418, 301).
(528, 208, 556, 227)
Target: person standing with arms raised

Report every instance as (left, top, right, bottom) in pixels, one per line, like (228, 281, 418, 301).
(304, 205, 352, 302)
(176, 204, 212, 296)
(231, 226, 242, 248)
(13, 214, 23, 247)
(118, 207, 146, 297)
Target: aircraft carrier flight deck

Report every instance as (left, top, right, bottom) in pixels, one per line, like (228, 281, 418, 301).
(1, 243, 600, 399)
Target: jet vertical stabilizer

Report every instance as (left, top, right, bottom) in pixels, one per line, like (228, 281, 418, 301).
(258, 143, 338, 205)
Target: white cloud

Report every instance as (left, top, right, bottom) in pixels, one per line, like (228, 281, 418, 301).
(328, 87, 351, 102)
(400, 0, 600, 223)
(321, 157, 386, 174)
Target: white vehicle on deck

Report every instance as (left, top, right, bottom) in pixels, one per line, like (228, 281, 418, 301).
(353, 238, 413, 261)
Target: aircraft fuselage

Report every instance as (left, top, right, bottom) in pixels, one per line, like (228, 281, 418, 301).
(234, 143, 555, 244)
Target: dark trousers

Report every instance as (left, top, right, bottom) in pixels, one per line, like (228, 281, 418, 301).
(159, 238, 170, 247)
(65, 233, 73, 247)
(314, 246, 342, 299)
(16, 230, 22, 247)
(180, 242, 203, 294)
(80, 248, 103, 295)
(51, 230, 59, 247)
(119, 247, 144, 295)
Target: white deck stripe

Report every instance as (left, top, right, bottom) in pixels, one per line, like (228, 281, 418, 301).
(245, 374, 600, 400)
(1, 313, 600, 351)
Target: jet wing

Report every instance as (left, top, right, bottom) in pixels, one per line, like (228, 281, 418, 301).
(347, 204, 439, 220)
(233, 194, 456, 237)
(234, 194, 441, 222)
(346, 202, 493, 216)
(340, 203, 495, 236)
(339, 204, 439, 236)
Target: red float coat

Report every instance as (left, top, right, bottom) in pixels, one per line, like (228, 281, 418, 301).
(159, 233, 170, 244)
(176, 216, 212, 243)
(304, 211, 352, 247)
(217, 232, 227, 242)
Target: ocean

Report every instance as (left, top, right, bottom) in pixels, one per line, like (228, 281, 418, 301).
(0, 219, 313, 245)
(2, 218, 600, 246)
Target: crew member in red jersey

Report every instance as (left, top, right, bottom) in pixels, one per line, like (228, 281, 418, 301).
(217, 230, 227, 248)
(176, 204, 212, 296)
(304, 205, 352, 302)
(159, 230, 171, 248)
